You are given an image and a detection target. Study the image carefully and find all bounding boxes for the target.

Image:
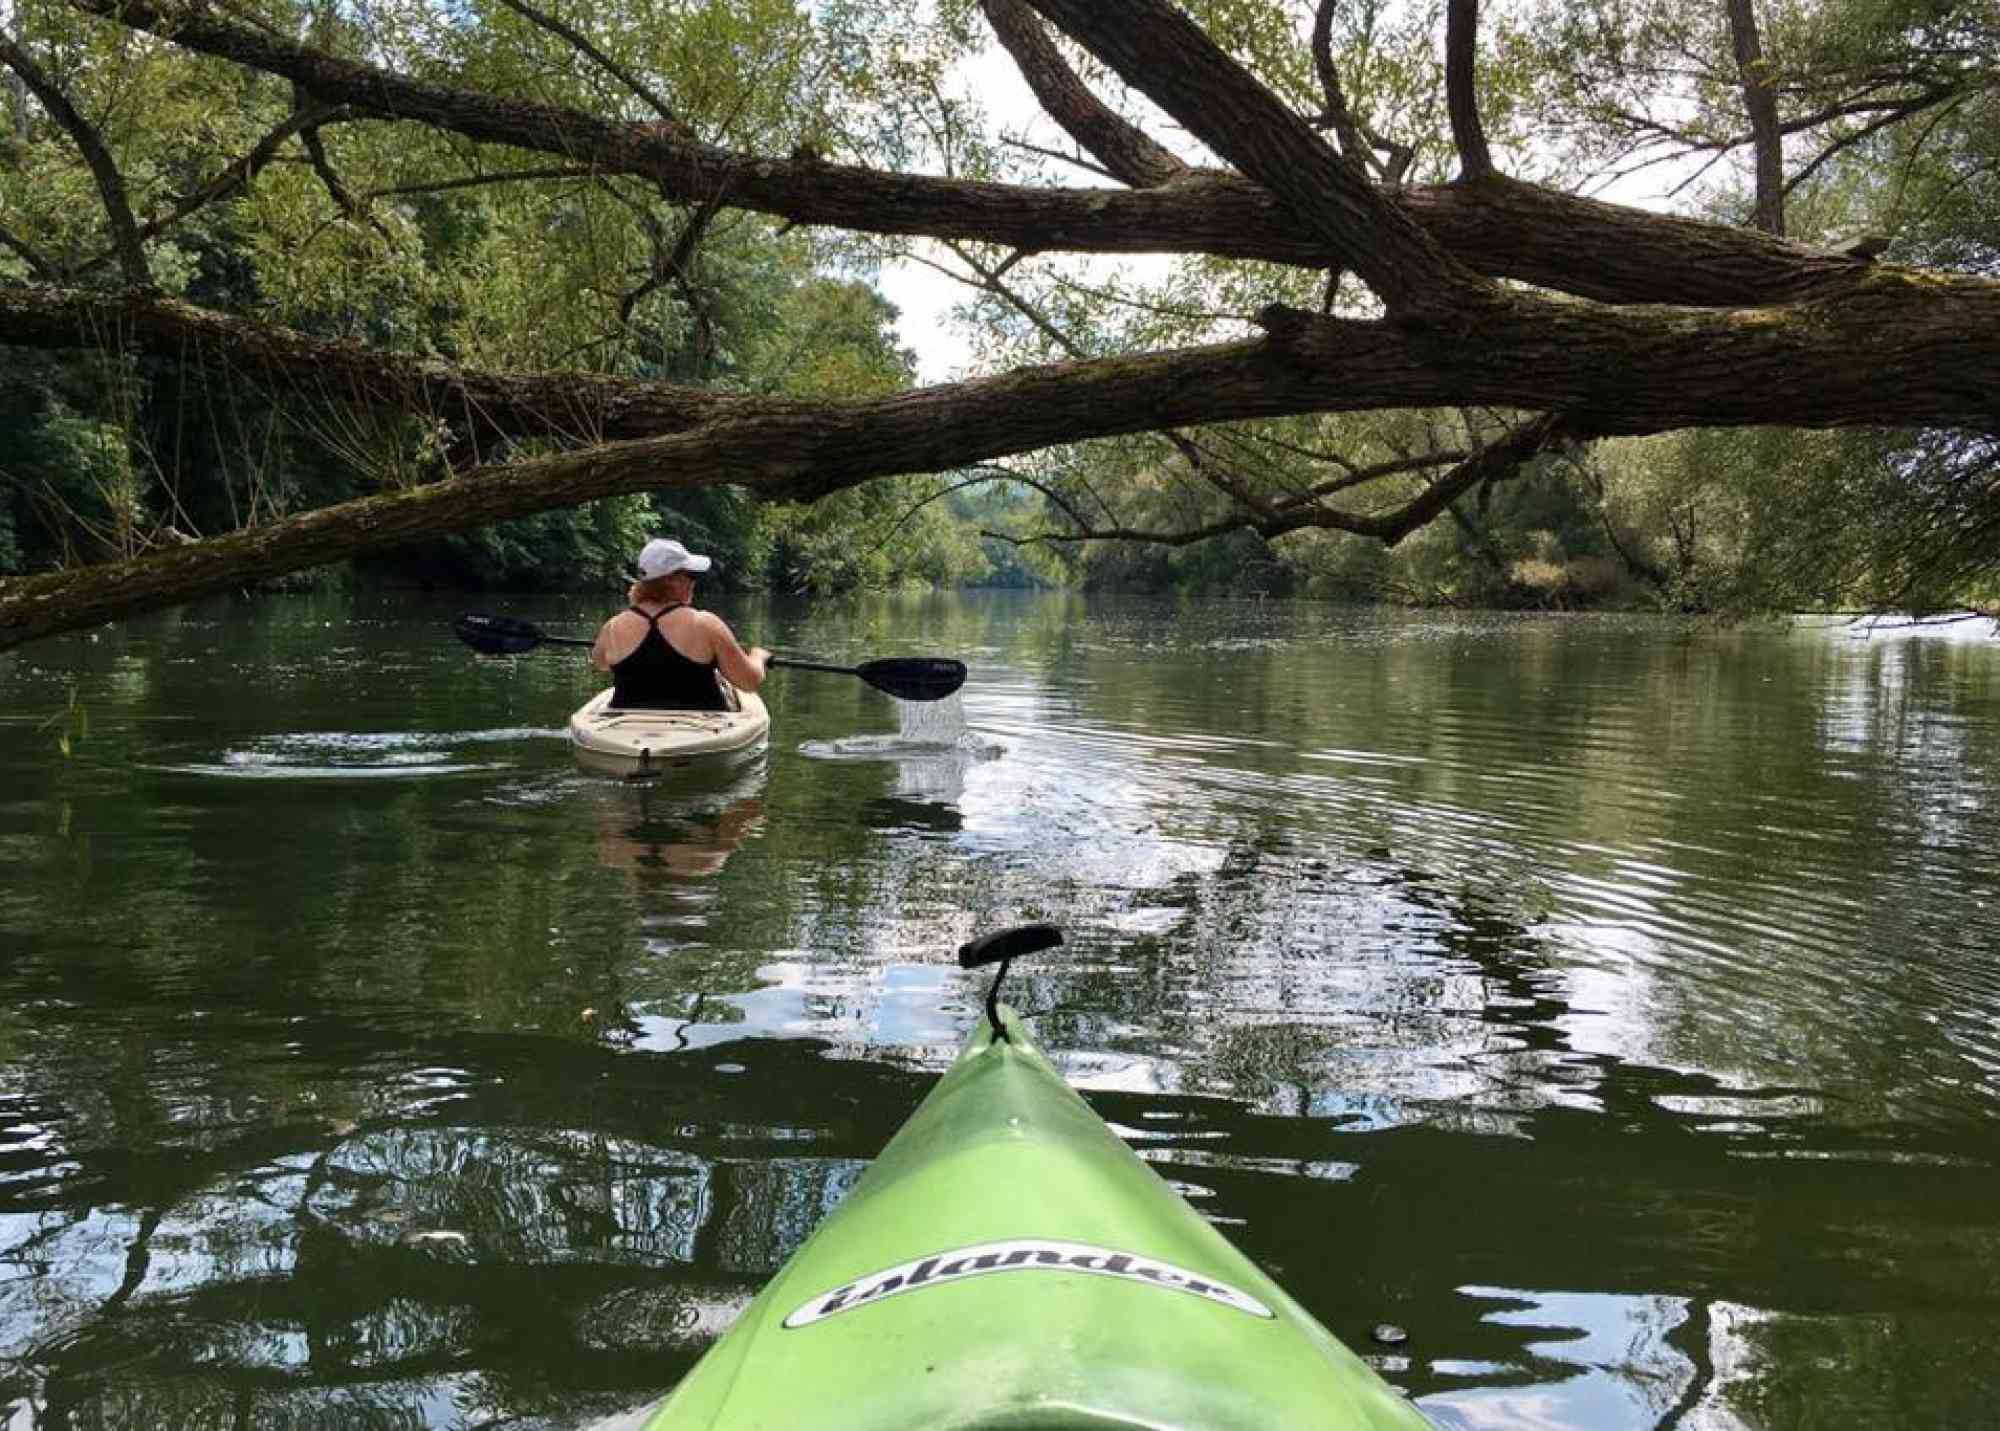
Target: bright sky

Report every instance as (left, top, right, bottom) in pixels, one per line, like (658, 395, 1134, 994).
(875, 37, 1040, 385)
(880, 254, 981, 384)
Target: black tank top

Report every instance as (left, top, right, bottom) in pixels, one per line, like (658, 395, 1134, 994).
(610, 604, 727, 711)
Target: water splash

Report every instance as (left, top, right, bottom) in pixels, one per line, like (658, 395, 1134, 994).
(796, 691, 1003, 806)
(894, 692, 968, 744)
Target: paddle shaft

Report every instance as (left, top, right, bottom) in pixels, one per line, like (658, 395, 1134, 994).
(525, 645, 855, 673)
(454, 613, 964, 700)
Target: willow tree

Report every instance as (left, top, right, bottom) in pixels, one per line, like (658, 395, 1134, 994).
(1487, 0, 2000, 611)
(2, 0, 1997, 649)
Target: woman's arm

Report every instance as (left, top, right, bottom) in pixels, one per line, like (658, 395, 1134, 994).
(589, 614, 625, 672)
(703, 612, 770, 692)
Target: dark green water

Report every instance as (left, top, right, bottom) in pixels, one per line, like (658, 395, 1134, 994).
(3, 591, 1997, 1428)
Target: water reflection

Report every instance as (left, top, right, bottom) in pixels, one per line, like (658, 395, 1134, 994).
(0, 1027, 927, 1428)
(592, 763, 768, 885)
(2, 594, 1998, 1427)
(1423, 1287, 1700, 1429)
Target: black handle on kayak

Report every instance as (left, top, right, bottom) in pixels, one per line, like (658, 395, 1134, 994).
(958, 923, 1064, 1041)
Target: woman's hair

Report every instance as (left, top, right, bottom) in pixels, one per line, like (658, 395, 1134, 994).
(629, 573, 684, 605)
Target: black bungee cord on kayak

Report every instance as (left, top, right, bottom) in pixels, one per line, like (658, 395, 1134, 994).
(956, 923, 1064, 1042)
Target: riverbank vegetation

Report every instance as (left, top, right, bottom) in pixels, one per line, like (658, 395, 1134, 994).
(2, 0, 1995, 643)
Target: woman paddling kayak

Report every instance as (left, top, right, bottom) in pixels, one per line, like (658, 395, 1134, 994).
(590, 538, 770, 712)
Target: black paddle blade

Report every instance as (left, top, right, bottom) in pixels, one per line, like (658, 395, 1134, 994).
(856, 656, 967, 702)
(958, 922, 1064, 969)
(453, 612, 546, 655)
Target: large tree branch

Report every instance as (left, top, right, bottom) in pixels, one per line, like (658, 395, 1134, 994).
(7, 266, 2000, 647)
(61, 0, 1891, 308)
(1249, 271, 2000, 432)
(0, 33, 151, 285)
(7, 259, 1997, 455)
(979, 0, 1186, 187)
(1021, 0, 1481, 316)
(71, 104, 350, 279)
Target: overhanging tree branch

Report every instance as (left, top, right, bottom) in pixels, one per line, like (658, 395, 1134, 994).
(0, 32, 151, 286)
(71, 103, 353, 279)
(8, 261, 2000, 647)
(1022, 0, 1483, 315)
(58, 0, 1892, 307)
(980, 0, 1187, 187)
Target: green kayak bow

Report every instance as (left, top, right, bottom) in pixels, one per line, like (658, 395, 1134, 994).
(622, 925, 1428, 1429)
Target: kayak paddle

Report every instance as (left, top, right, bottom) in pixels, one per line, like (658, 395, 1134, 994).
(455, 611, 592, 651)
(452, 612, 969, 702)
(766, 654, 967, 702)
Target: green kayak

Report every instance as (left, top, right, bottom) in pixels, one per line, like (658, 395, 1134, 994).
(617, 926, 1428, 1430)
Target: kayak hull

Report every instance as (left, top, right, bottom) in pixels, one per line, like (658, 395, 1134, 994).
(568, 687, 769, 778)
(626, 1008, 1427, 1430)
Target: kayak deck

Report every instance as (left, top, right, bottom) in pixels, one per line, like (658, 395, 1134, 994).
(568, 686, 769, 778)
(631, 1007, 1427, 1429)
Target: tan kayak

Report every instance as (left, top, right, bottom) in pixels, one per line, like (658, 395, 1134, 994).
(567, 686, 770, 778)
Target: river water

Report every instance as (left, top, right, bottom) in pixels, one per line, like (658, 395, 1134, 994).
(2, 591, 1997, 1428)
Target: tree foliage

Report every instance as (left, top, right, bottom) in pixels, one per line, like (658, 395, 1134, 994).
(1, 0, 1997, 647)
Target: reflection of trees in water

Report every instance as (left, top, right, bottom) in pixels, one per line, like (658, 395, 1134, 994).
(0, 1016, 928, 1429)
(1038, 849, 2000, 1422)
(302, 1128, 713, 1266)
(703, 1158, 868, 1277)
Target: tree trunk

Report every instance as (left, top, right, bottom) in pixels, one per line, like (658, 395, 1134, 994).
(5, 8, 28, 145)
(1726, 0, 1786, 236)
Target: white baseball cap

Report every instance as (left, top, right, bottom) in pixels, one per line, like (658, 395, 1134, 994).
(636, 537, 713, 578)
